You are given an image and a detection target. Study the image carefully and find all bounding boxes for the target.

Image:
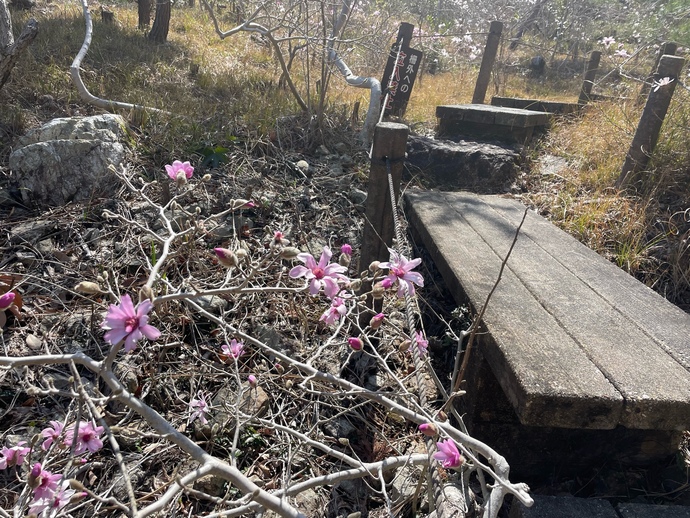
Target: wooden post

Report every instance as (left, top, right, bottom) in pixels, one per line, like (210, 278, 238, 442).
(616, 55, 685, 190)
(472, 21, 503, 104)
(359, 123, 409, 310)
(639, 42, 677, 101)
(578, 50, 601, 104)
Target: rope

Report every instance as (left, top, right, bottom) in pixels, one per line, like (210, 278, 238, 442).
(385, 158, 449, 514)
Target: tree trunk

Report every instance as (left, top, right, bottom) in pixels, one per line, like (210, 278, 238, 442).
(148, 0, 170, 42)
(0, 18, 38, 90)
(0, 0, 14, 50)
(138, 0, 151, 29)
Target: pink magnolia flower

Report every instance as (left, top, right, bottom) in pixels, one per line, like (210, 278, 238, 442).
(601, 36, 616, 48)
(340, 244, 352, 256)
(165, 160, 194, 181)
(66, 421, 104, 455)
(41, 421, 65, 451)
(272, 231, 289, 247)
(320, 297, 347, 325)
(379, 249, 424, 298)
(221, 339, 245, 359)
(0, 441, 30, 469)
(289, 246, 349, 299)
(29, 480, 76, 518)
(0, 292, 15, 311)
(32, 467, 62, 499)
(652, 76, 674, 92)
(189, 392, 210, 425)
(433, 439, 464, 469)
(409, 330, 429, 357)
(102, 294, 161, 353)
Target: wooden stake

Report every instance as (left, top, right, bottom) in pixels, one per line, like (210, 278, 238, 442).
(578, 51, 601, 104)
(359, 123, 409, 309)
(616, 55, 685, 190)
(472, 21, 503, 105)
(639, 42, 677, 102)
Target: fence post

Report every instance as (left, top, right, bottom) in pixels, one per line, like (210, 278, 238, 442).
(616, 55, 685, 190)
(472, 21, 503, 104)
(639, 42, 677, 102)
(359, 123, 409, 311)
(578, 51, 602, 104)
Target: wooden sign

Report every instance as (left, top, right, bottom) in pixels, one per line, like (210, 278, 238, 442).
(381, 23, 423, 118)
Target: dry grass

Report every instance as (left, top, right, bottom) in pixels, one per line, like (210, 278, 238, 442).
(2, 2, 690, 308)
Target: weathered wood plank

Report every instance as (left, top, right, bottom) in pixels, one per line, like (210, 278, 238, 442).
(405, 189, 624, 429)
(444, 193, 690, 430)
(484, 195, 690, 372)
(491, 96, 581, 115)
(405, 189, 690, 430)
(436, 104, 549, 128)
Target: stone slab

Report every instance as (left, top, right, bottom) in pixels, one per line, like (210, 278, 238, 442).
(510, 495, 617, 518)
(404, 189, 690, 430)
(491, 96, 581, 114)
(617, 503, 690, 518)
(405, 135, 519, 192)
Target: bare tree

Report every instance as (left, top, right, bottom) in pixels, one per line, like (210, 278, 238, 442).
(0, 0, 13, 49)
(0, 0, 38, 90)
(149, 0, 170, 42)
(138, 0, 151, 29)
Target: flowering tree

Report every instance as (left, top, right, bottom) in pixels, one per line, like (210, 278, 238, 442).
(0, 160, 532, 517)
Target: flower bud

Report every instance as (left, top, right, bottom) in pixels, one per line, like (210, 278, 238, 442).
(235, 249, 248, 262)
(369, 313, 385, 329)
(231, 199, 256, 210)
(348, 279, 362, 291)
(0, 292, 16, 311)
(419, 423, 438, 436)
(175, 171, 188, 187)
(437, 410, 448, 422)
(341, 244, 352, 256)
(339, 254, 351, 267)
(248, 374, 258, 388)
(139, 285, 154, 303)
(274, 363, 285, 374)
(381, 277, 394, 289)
(202, 174, 212, 182)
(28, 463, 42, 488)
(372, 283, 385, 299)
(214, 248, 238, 268)
(280, 247, 301, 260)
(285, 380, 293, 389)
(369, 261, 380, 272)
(347, 337, 363, 351)
(70, 491, 88, 504)
(399, 339, 411, 352)
(74, 281, 102, 295)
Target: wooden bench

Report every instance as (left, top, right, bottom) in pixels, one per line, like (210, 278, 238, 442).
(436, 104, 550, 144)
(405, 189, 690, 476)
(490, 96, 581, 115)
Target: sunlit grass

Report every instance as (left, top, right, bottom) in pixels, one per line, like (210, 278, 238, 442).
(2, 2, 690, 307)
